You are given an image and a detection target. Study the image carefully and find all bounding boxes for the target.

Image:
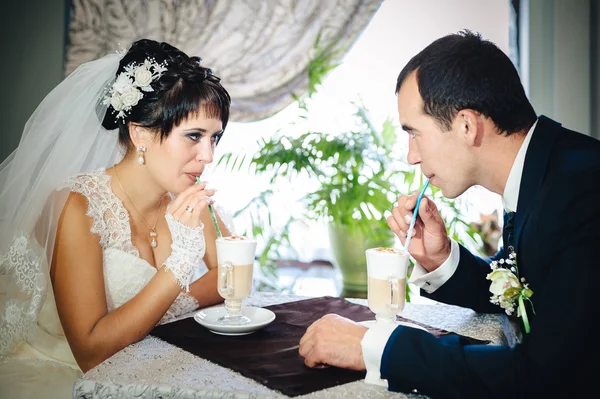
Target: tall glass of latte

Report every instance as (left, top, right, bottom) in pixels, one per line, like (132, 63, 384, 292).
(216, 235, 257, 325)
(365, 247, 409, 323)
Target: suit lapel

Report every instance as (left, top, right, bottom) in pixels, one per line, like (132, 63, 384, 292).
(513, 116, 562, 254)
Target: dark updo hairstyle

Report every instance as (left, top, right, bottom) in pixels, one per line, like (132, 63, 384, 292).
(102, 39, 231, 149)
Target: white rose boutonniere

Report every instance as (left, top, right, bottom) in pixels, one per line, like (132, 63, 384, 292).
(486, 249, 535, 333)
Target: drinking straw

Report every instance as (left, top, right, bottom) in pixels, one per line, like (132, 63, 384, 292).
(196, 176, 222, 237)
(403, 179, 430, 251)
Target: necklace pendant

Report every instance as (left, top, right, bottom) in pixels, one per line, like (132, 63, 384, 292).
(150, 230, 158, 248)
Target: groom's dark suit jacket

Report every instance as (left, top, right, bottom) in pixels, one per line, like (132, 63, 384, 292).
(381, 116, 600, 399)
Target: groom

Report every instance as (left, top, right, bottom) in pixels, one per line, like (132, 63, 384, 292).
(298, 30, 600, 398)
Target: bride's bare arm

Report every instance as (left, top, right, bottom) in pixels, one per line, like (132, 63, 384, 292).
(52, 189, 212, 372)
(52, 192, 180, 372)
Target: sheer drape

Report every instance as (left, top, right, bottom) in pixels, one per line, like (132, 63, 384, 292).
(65, 0, 384, 122)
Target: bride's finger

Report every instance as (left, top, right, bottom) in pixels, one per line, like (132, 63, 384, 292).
(166, 182, 207, 214)
(182, 195, 206, 226)
(181, 198, 211, 228)
(189, 198, 211, 228)
(170, 192, 213, 225)
(188, 190, 215, 212)
(175, 204, 195, 225)
(194, 190, 214, 222)
(172, 197, 203, 223)
(171, 202, 191, 221)
(171, 193, 201, 220)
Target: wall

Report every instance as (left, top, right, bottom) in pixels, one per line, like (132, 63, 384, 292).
(0, 0, 67, 163)
(520, 0, 597, 136)
(329, 0, 510, 128)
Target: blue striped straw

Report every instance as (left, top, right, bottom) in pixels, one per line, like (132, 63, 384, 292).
(403, 179, 430, 251)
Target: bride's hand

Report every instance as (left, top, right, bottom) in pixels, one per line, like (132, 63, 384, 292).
(165, 181, 215, 228)
(162, 182, 215, 291)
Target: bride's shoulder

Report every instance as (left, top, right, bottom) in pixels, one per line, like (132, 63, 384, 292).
(52, 169, 115, 221)
(55, 169, 112, 233)
(59, 168, 110, 195)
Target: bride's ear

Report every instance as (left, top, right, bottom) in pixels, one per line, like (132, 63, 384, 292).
(128, 123, 151, 148)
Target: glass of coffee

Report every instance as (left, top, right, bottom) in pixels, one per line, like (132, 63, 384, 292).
(216, 235, 257, 325)
(365, 247, 409, 324)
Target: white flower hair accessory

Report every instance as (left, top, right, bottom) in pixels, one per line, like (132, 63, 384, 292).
(103, 57, 168, 122)
(486, 248, 535, 333)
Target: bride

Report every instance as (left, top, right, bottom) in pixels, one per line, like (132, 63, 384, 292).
(0, 38, 233, 398)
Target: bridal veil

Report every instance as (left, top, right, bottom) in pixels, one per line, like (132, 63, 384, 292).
(0, 52, 124, 356)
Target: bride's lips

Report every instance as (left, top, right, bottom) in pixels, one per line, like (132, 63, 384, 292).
(186, 173, 202, 182)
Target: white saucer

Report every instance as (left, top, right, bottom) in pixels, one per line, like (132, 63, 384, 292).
(193, 305, 276, 336)
(359, 319, 428, 332)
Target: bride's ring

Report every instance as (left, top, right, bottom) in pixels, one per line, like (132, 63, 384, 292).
(185, 206, 194, 213)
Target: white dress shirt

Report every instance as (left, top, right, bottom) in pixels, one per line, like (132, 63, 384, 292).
(360, 119, 538, 387)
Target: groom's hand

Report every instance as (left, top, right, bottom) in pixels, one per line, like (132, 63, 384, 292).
(388, 194, 450, 272)
(298, 314, 367, 371)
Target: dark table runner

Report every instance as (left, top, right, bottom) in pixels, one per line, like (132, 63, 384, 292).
(150, 296, 488, 397)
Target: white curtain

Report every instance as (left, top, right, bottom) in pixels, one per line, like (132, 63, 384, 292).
(65, 0, 384, 122)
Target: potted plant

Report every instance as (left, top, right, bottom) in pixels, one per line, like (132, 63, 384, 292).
(220, 95, 413, 297)
(219, 37, 485, 297)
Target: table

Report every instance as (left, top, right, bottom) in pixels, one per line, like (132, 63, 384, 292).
(73, 292, 519, 399)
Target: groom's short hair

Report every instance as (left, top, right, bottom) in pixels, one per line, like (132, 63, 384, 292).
(395, 29, 537, 136)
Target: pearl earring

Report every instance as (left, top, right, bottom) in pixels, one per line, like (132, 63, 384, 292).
(136, 146, 146, 165)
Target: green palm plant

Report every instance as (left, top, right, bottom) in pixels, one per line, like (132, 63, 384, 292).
(249, 105, 404, 235)
(220, 101, 412, 295)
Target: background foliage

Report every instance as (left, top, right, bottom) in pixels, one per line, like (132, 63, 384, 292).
(219, 35, 485, 292)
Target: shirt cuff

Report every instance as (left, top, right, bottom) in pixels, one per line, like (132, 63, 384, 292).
(408, 239, 460, 293)
(360, 322, 398, 387)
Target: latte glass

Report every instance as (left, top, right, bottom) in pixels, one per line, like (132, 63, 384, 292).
(365, 247, 410, 323)
(216, 235, 257, 325)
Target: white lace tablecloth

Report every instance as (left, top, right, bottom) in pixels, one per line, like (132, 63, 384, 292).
(73, 292, 518, 399)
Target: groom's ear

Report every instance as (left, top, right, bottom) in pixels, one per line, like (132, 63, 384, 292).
(455, 109, 483, 148)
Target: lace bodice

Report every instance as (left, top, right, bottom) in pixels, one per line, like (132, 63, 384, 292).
(63, 169, 203, 324)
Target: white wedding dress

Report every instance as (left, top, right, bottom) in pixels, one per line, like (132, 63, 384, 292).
(0, 169, 206, 399)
